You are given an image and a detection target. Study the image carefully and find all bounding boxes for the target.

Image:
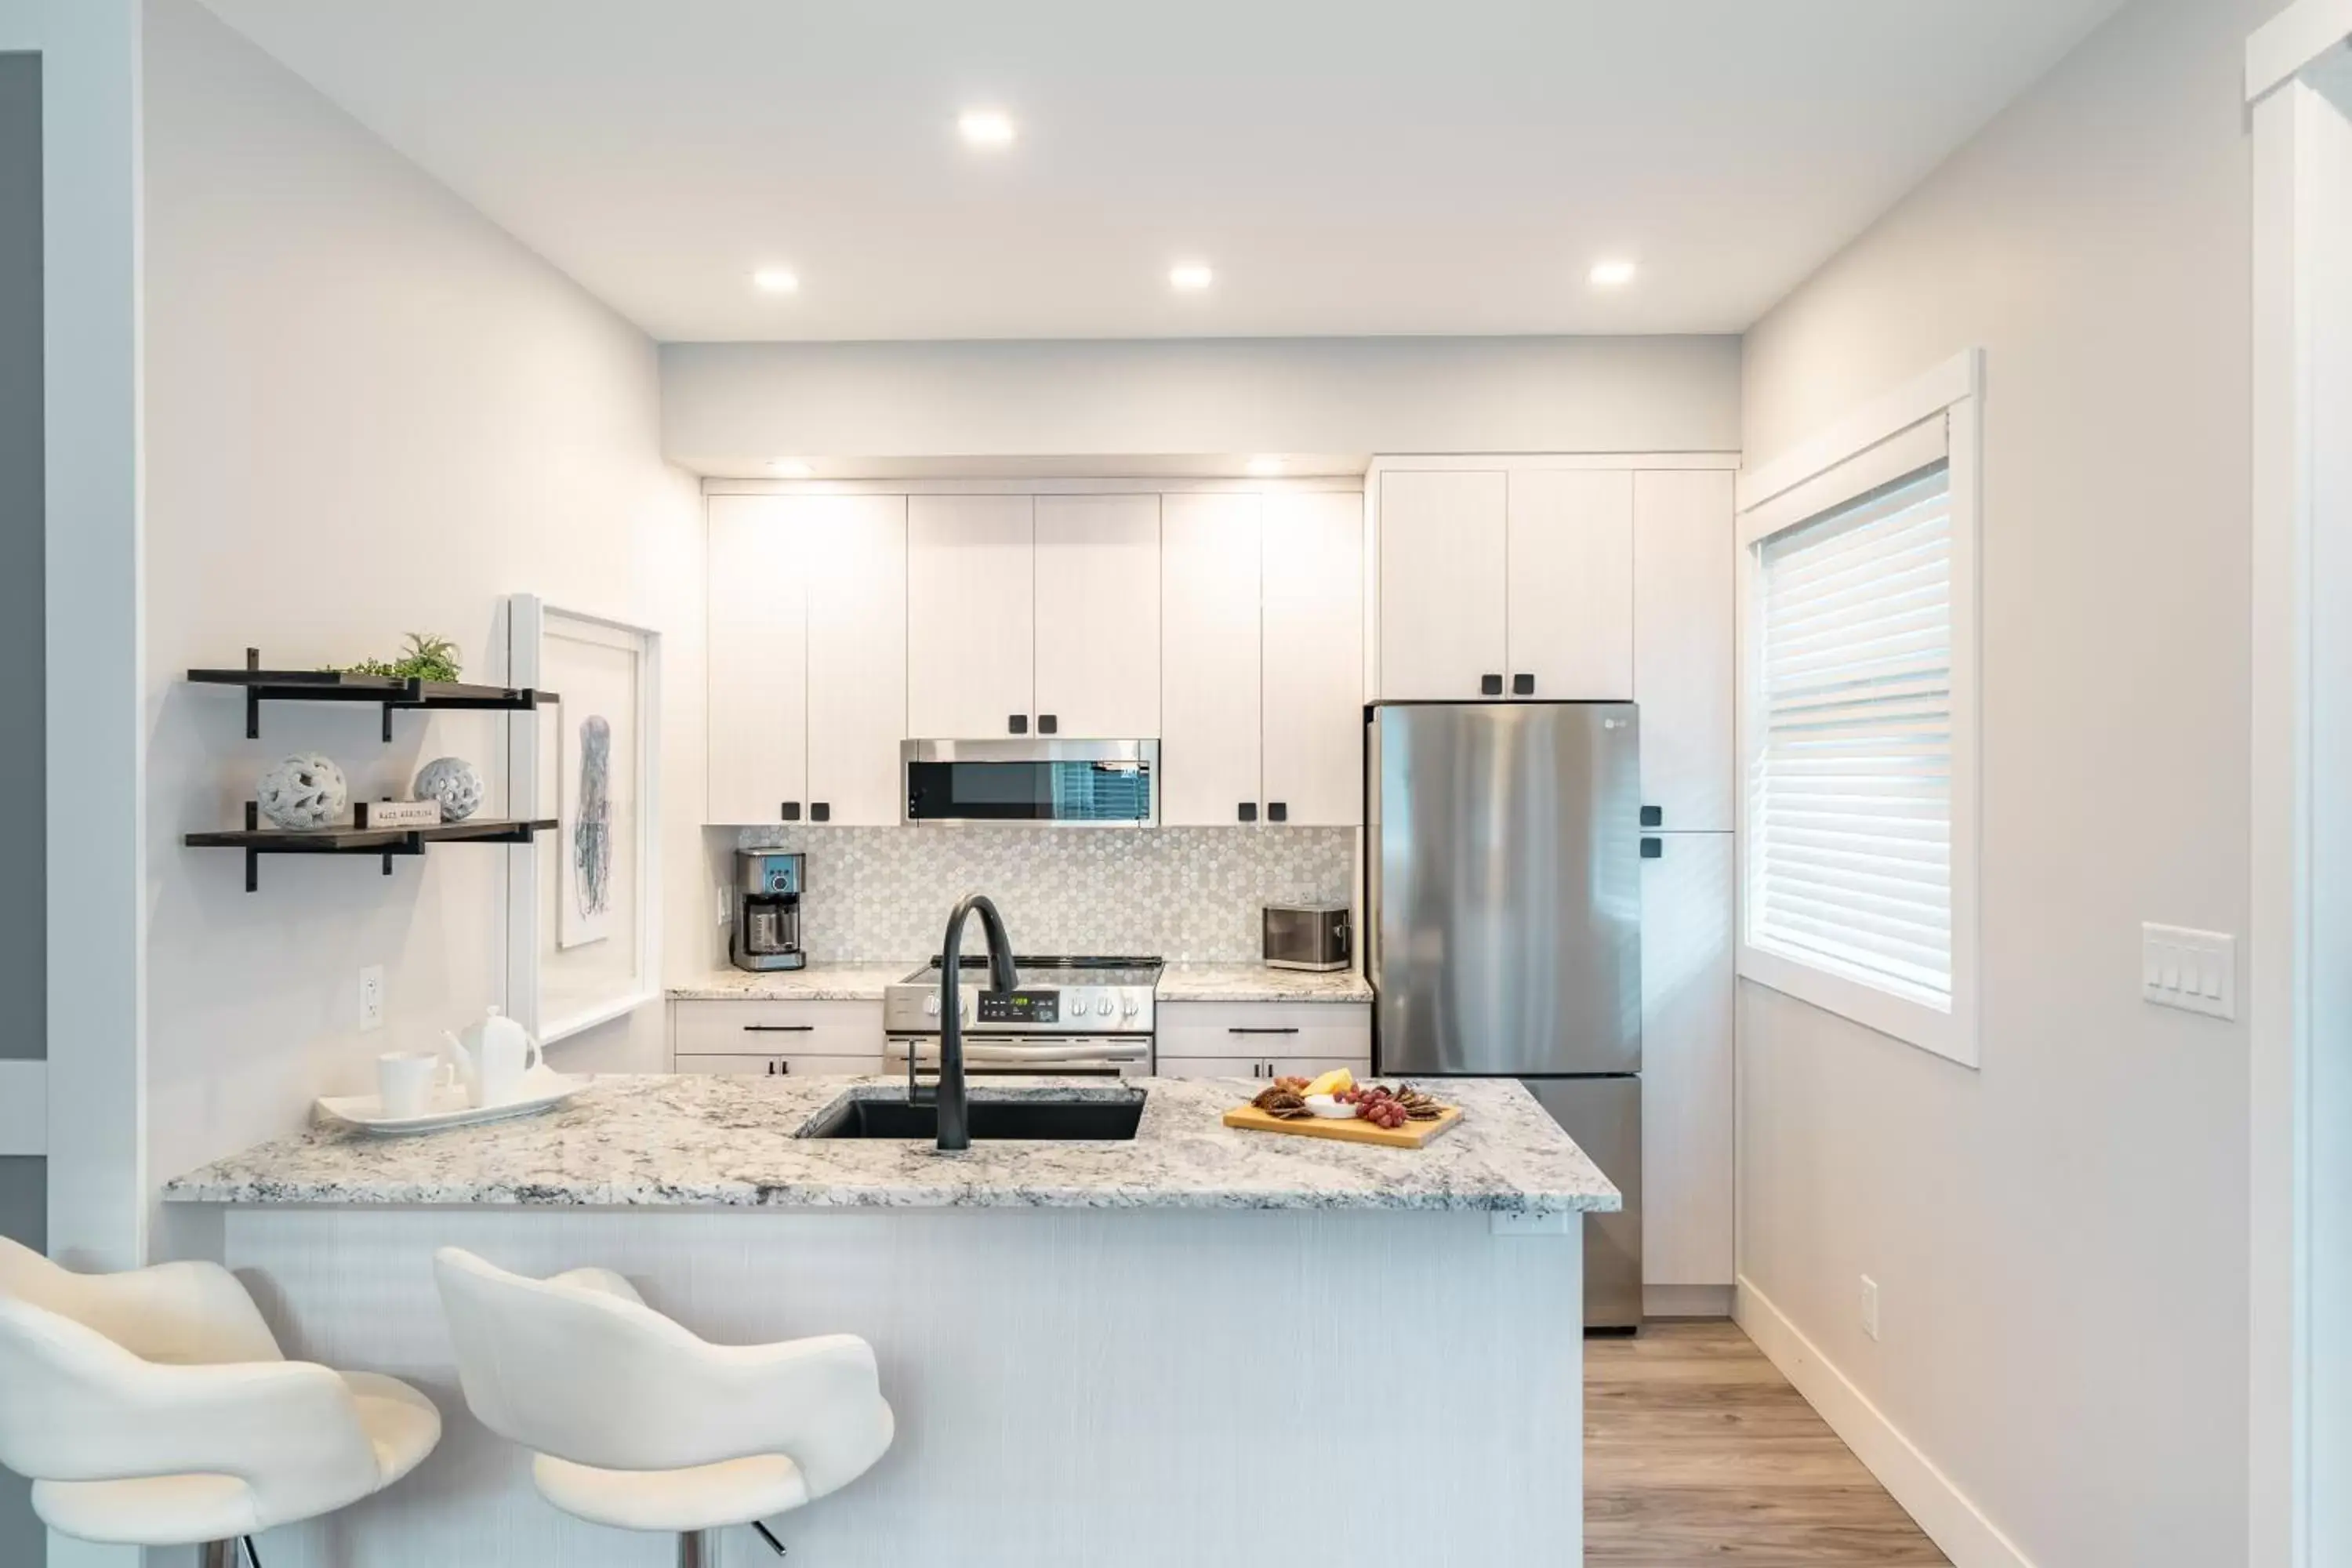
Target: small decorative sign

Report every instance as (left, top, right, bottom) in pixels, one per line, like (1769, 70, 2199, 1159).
(359, 798, 443, 829)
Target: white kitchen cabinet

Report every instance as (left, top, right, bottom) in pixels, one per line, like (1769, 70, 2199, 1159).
(803, 497, 908, 824)
(1633, 470, 1735, 833)
(674, 1053, 883, 1079)
(706, 496, 809, 826)
(1156, 1002, 1372, 1072)
(1377, 470, 1508, 699)
(1504, 470, 1635, 701)
(1033, 495, 1161, 737)
(907, 495, 1036, 739)
(1260, 492, 1365, 825)
(1157, 1055, 1375, 1083)
(1640, 831, 1735, 1287)
(1160, 494, 1264, 826)
(672, 999, 887, 1071)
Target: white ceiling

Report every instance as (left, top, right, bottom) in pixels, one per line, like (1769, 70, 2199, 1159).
(198, 0, 2124, 344)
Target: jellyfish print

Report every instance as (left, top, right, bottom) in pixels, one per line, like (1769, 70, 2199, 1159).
(573, 713, 612, 926)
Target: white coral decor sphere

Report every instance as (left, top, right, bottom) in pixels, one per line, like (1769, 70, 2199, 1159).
(256, 753, 348, 830)
(414, 755, 485, 822)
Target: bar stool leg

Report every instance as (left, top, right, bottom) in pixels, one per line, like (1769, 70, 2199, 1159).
(200, 1544, 236, 1568)
(677, 1528, 714, 1568)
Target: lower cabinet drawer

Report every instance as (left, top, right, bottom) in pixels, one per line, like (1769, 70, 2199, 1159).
(1156, 1002, 1371, 1063)
(1158, 1054, 1373, 1083)
(673, 999, 885, 1060)
(673, 1053, 884, 1078)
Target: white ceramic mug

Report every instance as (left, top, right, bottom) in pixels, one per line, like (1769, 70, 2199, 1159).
(378, 1050, 455, 1119)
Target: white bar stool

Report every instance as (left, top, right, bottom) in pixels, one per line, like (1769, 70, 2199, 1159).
(433, 1247, 894, 1567)
(0, 1235, 441, 1566)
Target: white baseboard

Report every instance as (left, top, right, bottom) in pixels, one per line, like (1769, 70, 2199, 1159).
(0, 1059, 44, 1155)
(1735, 1276, 2035, 1568)
(1644, 1283, 1734, 1318)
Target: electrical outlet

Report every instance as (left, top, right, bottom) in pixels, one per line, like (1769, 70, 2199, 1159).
(1860, 1275, 1881, 1341)
(2141, 923, 2236, 1020)
(358, 965, 385, 1032)
(717, 884, 731, 925)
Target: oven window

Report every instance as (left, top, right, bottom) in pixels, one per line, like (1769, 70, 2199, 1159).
(907, 760, 1154, 822)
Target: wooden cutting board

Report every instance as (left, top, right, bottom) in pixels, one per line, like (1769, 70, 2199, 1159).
(1221, 1102, 1465, 1148)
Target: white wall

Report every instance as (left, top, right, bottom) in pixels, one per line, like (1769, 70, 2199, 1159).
(1736, 0, 2270, 1563)
(140, 0, 706, 1238)
(661, 335, 1742, 474)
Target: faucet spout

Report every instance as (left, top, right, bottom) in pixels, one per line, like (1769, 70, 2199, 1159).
(935, 892, 1015, 1152)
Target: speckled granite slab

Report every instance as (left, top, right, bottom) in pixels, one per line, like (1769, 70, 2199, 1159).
(162, 1075, 1618, 1214)
(1156, 964, 1374, 1004)
(666, 963, 909, 1001)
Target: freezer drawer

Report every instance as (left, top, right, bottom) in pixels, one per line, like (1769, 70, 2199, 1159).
(1520, 1076, 1643, 1333)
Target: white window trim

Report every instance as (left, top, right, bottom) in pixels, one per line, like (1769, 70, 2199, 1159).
(1736, 349, 1984, 1068)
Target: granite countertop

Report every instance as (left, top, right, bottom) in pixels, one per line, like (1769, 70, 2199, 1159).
(161, 1075, 1618, 1215)
(669, 962, 1373, 1005)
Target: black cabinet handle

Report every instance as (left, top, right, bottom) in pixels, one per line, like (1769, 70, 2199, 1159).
(765, 1059, 792, 1075)
(1267, 802, 1288, 823)
(1512, 673, 1535, 696)
(779, 801, 801, 822)
(1641, 837, 1663, 858)
(811, 801, 831, 822)
(743, 1023, 815, 1033)
(1007, 714, 1029, 735)
(1227, 1026, 1301, 1036)
(1640, 805, 1663, 828)
(1480, 673, 1504, 696)
(1237, 802, 1258, 823)
(1038, 713, 1058, 735)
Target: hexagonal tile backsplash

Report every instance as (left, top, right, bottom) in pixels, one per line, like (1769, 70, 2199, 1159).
(735, 826, 1356, 963)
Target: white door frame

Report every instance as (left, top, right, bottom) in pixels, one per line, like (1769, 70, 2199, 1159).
(2248, 8, 2352, 1566)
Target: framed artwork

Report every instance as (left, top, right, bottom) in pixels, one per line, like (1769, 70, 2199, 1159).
(506, 595, 662, 1044)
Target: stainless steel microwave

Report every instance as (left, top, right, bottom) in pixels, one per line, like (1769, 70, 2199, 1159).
(902, 739, 1160, 826)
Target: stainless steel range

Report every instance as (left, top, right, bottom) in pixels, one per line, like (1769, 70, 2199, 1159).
(884, 955, 1161, 1079)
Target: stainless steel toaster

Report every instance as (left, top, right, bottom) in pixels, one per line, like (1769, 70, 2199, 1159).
(1262, 902, 1352, 972)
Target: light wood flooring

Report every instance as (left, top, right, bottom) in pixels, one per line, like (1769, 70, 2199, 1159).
(1585, 1320, 1951, 1565)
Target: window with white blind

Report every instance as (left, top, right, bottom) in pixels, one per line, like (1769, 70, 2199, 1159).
(1737, 351, 1980, 1066)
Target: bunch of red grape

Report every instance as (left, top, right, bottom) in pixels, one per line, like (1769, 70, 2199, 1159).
(1339, 1084, 1411, 1131)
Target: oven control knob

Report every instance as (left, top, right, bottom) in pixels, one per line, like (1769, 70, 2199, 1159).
(1074, 996, 1095, 1016)
(1120, 995, 1141, 1017)
(923, 994, 940, 1017)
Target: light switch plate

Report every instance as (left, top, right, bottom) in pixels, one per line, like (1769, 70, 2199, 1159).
(2141, 923, 2235, 1020)
(358, 964, 385, 1031)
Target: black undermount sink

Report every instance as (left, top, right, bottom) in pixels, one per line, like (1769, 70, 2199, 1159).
(807, 1093, 1146, 1142)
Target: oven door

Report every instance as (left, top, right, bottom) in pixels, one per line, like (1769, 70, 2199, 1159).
(887, 1035, 1153, 1080)
(902, 739, 1159, 826)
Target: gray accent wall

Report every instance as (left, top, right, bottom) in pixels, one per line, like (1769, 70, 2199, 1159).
(1, 48, 42, 1566)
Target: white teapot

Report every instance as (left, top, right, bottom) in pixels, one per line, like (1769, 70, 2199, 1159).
(441, 1004, 544, 1109)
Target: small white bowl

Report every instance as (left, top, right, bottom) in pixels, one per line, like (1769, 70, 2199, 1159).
(1303, 1094, 1356, 1120)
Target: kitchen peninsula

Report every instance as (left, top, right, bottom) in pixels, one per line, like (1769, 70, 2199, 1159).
(166, 1074, 1616, 1568)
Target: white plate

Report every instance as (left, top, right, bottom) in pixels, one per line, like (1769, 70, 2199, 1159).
(318, 1069, 591, 1135)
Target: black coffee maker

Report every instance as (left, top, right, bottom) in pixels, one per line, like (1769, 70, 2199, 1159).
(730, 851, 806, 972)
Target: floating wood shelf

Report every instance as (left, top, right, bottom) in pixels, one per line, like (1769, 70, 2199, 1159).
(186, 801, 559, 892)
(188, 648, 560, 742)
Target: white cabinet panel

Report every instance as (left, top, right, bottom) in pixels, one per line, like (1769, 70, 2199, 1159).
(1156, 1003, 1372, 1063)
(1634, 470, 1735, 832)
(1640, 832, 1735, 1287)
(1505, 470, 1635, 700)
(1377, 470, 1507, 699)
(1157, 1054, 1372, 1083)
(675, 1053, 884, 1079)
(673, 999, 887, 1060)
(1034, 495, 1161, 737)
(908, 495, 1035, 739)
(803, 496, 908, 826)
(1261, 492, 1365, 826)
(1160, 494, 1263, 826)
(706, 496, 807, 825)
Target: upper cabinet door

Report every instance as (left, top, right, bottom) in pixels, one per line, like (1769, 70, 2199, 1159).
(706, 496, 808, 825)
(1505, 470, 1635, 701)
(1033, 495, 1162, 737)
(1261, 492, 1366, 826)
(907, 495, 1036, 739)
(1160, 494, 1263, 826)
(1633, 470, 1736, 832)
(801, 495, 909, 826)
(1377, 470, 1508, 699)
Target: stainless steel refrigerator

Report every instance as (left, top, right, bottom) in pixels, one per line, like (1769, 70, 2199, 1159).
(1367, 702, 1645, 1330)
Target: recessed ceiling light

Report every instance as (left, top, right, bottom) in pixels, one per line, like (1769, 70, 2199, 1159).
(1169, 263, 1214, 292)
(958, 109, 1016, 147)
(1246, 456, 1286, 477)
(753, 267, 800, 294)
(1588, 260, 1638, 288)
(767, 459, 811, 477)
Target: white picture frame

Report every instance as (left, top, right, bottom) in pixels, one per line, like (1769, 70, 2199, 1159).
(506, 594, 662, 1045)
